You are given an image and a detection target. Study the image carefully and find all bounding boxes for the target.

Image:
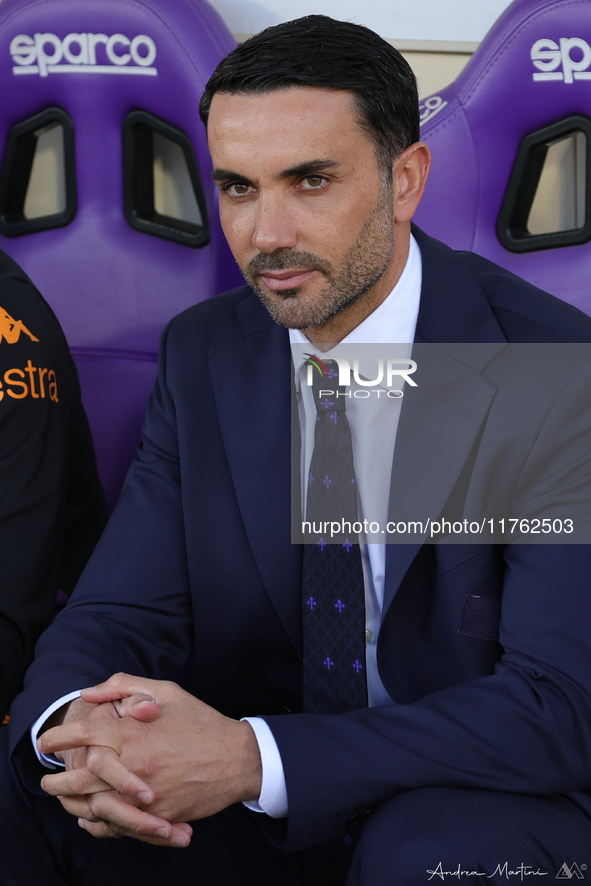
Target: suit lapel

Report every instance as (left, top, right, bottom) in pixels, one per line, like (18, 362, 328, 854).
(383, 228, 508, 611)
(207, 292, 302, 653)
(383, 344, 501, 610)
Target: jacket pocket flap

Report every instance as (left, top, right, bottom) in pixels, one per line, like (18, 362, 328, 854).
(458, 594, 500, 641)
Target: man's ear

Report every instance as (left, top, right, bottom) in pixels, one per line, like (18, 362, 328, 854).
(392, 142, 431, 223)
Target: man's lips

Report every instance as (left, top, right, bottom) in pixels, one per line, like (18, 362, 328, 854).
(258, 269, 317, 292)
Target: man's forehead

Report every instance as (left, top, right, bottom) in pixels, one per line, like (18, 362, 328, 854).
(208, 87, 361, 134)
(207, 87, 370, 166)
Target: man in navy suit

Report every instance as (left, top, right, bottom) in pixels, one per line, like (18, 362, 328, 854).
(3, 15, 591, 886)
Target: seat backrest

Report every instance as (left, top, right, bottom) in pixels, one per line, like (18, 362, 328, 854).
(0, 0, 243, 507)
(414, 0, 591, 316)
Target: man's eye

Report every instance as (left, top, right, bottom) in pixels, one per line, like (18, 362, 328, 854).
(224, 182, 251, 196)
(301, 175, 326, 189)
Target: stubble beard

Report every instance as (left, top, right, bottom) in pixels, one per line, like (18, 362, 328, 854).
(243, 183, 395, 330)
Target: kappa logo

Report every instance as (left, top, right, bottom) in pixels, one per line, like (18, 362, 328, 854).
(10, 31, 158, 78)
(0, 307, 39, 345)
(0, 307, 59, 403)
(531, 37, 591, 83)
(556, 861, 587, 879)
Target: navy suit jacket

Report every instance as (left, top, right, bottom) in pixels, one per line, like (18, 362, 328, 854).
(10, 227, 591, 851)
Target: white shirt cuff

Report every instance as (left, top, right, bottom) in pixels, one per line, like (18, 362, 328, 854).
(241, 716, 289, 818)
(30, 690, 82, 769)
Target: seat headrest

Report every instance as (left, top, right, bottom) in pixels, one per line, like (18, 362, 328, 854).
(0, 0, 243, 353)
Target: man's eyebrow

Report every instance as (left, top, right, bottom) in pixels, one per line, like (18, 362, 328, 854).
(278, 158, 342, 179)
(211, 158, 342, 183)
(211, 168, 249, 183)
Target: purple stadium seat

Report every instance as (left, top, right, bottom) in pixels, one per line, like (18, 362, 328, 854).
(0, 0, 243, 508)
(414, 0, 591, 315)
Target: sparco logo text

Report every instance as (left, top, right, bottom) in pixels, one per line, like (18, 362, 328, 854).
(10, 32, 158, 78)
(531, 37, 591, 83)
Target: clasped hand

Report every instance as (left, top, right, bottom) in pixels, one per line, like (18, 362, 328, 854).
(37, 673, 262, 847)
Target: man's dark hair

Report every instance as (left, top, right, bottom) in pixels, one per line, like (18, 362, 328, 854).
(199, 15, 420, 178)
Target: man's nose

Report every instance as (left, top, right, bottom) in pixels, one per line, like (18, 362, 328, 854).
(251, 195, 297, 254)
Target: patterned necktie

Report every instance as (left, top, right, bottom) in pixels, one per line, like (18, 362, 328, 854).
(301, 359, 368, 714)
